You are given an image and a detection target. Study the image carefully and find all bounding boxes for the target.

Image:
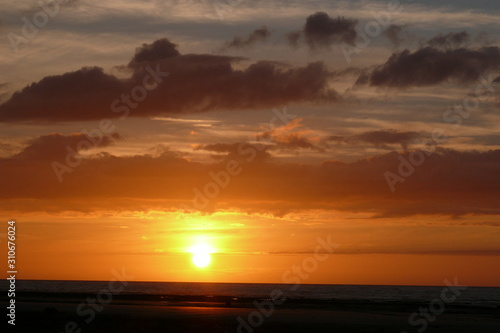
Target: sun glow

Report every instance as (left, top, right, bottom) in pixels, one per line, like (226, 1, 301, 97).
(189, 243, 214, 268)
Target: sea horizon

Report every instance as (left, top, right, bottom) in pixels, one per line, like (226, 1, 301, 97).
(5, 280, 499, 307)
(8, 278, 500, 288)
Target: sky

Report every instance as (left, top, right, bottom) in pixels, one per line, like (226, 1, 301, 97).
(0, 0, 499, 286)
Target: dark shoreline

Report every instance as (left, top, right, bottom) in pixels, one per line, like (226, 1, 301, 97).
(6, 291, 500, 333)
(8, 291, 500, 308)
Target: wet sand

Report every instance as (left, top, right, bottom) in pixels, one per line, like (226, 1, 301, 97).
(8, 292, 500, 333)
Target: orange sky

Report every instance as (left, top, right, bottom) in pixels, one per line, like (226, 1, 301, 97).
(3, 211, 499, 286)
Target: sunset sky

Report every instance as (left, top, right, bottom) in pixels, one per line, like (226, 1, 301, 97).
(1, 0, 499, 286)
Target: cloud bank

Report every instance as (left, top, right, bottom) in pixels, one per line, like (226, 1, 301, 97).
(0, 38, 339, 122)
(2, 133, 499, 218)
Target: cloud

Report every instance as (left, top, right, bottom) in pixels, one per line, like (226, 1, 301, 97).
(195, 142, 272, 162)
(357, 46, 500, 88)
(12, 133, 120, 160)
(328, 129, 426, 150)
(288, 12, 358, 50)
(128, 38, 181, 68)
(221, 26, 271, 50)
(269, 133, 322, 151)
(1, 133, 499, 219)
(0, 83, 11, 103)
(0, 142, 18, 156)
(286, 30, 302, 49)
(0, 38, 339, 122)
(256, 118, 324, 152)
(0, 67, 128, 122)
(426, 31, 470, 49)
(382, 24, 408, 47)
(494, 76, 500, 83)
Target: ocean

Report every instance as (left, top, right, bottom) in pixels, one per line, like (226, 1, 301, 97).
(6, 280, 500, 307)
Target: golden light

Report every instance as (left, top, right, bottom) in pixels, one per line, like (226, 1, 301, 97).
(189, 243, 214, 268)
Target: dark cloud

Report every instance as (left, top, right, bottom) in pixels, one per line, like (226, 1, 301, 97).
(12, 133, 120, 160)
(128, 38, 180, 68)
(286, 31, 302, 49)
(195, 142, 272, 162)
(221, 26, 271, 50)
(0, 38, 339, 122)
(427, 31, 470, 49)
(269, 133, 322, 151)
(289, 12, 358, 50)
(494, 76, 500, 83)
(358, 46, 500, 88)
(382, 24, 407, 47)
(1, 133, 499, 218)
(0, 82, 11, 103)
(0, 67, 127, 122)
(328, 130, 426, 150)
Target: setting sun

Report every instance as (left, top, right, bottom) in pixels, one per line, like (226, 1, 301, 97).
(190, 244, 214, 268)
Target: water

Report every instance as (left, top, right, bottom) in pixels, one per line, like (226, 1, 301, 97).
(5, 280, 500, 307)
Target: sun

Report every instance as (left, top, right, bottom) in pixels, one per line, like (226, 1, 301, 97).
(190, 244, 213, 268)
(192, 251, 211, 268)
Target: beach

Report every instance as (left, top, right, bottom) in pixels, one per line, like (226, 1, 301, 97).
(9, 292, 500, 333)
